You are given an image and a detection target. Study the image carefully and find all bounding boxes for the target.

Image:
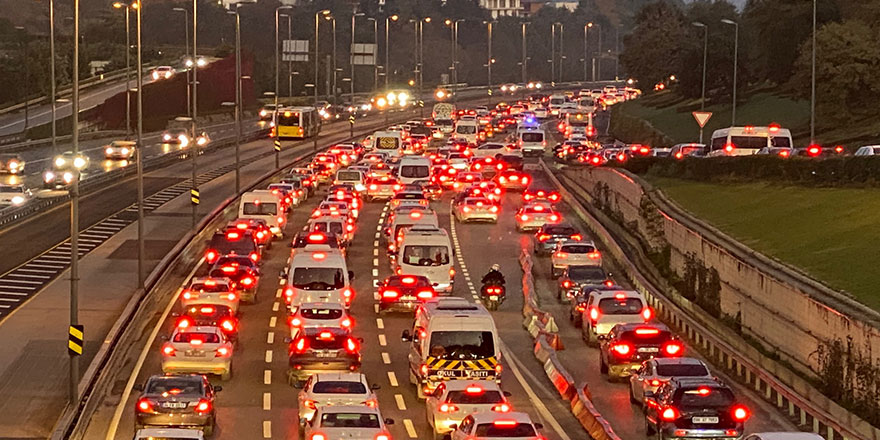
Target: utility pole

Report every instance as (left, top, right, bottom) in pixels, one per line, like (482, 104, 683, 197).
(521, 22, 528, 83)
(722, 19, 739, 126)
(172, 8, 190, 117)
(487, 21, 493, 106)
(69, 0, 81, 403)
(810, 0, 817, 144)
(49, 0, 57, 155)
(191, 0, 198, 228)
(135, 0, 144, 289)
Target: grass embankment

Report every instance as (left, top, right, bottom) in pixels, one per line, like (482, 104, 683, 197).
(647, 176, 880, 311)
(616, 90, 810, 145)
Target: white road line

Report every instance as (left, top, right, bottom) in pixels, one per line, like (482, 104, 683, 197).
(104, 257, 205, 440)
(265, 350, 273, 363)
(373, 258, 379, 266)
(0, 298, 19, 302)
(276, 288, 282, 298)
(263, 420, 272, 438)
(263, 393, 272, 410)
(272, 302, 280, 312)
(403, 419, 418, 438)
(16, 268, 56, 274)
(278, 278, 285, 285)
(378, 334, 387, 346)
(376, 318, 385, 329)
(373, 240, 379, 247)
(395, 394, 407, 410)
(387, 371, 399, 387)
(373, 291, 380, 300)
(372, 268, 379, 277)
(374, 304, 380, 314)
(382, 352, 391, 364)
(264, 370, 272, 385)
(373, 248, 379, 256)
(269, 316, 277, 328)
(267, 332, 275, 344)
(375, 232, 380, 239)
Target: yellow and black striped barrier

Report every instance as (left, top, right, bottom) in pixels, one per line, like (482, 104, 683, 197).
(425, 356, 498, 372)
(68, 325, 84, 356)
(274, 139, 281, 152)
(191, 188, 200, 205)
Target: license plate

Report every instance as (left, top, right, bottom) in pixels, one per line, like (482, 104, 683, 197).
(185, 350, 204, 357)
(401, 296, 416, 301)
(316, 351, 337, 358)
(464, 370, 489, 378)
(489, 296, 498, 300)
(692, 416, 719, 424)
(162, 402, 188, 409)
(638, 347, 660, 353)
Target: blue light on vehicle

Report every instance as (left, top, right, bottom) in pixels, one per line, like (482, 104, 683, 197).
(526, 117, 535, 124)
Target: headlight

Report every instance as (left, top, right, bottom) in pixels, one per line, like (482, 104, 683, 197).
(44, 171, 55, 182)
(63, 172, 75, 183)
(179, 134, 189, 143)
(163, 134, 172, 141)
(54, 157, 65, 167)
(11, 196, 24, 206)
(105, 147, 114, 155)
(164, 72, 172, 79)
(152, 72, 159, 80)
(8, 161, 19, 169)
(197, 137, 207, 146)
(73, 157, 86, 169)
(120, 148, 130, 155)
(260, 110, 267, 117)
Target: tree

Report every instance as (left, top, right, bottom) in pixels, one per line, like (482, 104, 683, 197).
(619, 1, 688, 89)
(675, 0, 739, 100)
(789, 20, 880, 126)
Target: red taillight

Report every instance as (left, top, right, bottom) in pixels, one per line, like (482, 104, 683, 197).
(439, 403, 459, 413)
(417, 290, 434, 300)
(136, 398, 154, 413)
(562, 280, 571, 288)
(205, 250, 218, 262)
(341, 318, 352, 328)
(240, 277, 254, 287)
(664, 342, 683, 356)
(250, 252, 260, 263)
(493, 419, 518, 427)
(310, 433, 326, 440)
(660, 406, 680, 421)
(519, 214, 529, 221)
(732, 405, 750, 421)
(216, 346, 231, 357)
(162, 344, 175, 356)
(537, 234, 551, 242)
(492, 403, 511, 412)
(176, 317, 192, 329)
(611, 343, 632, 356)
(303, 399, 317, 409)
(375, 434, 390, 440)
(346, 337, 359, 353)
(381, 289, 399, 299)
(294, 337, 308, 353)
(588, 307, 600, 322)
(221, 319, 235, 332)
(420, 364, 429, 376)
(642, 307, 653, 321)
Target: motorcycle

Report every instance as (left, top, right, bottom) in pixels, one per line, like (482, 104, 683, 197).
(481, 282, 506, 311)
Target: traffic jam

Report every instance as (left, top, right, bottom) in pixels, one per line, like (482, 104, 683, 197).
(131, 87, 773, 440)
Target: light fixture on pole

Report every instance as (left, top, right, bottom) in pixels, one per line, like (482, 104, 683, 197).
(112, 2, 135, 138)
(721, 18, 738, 126)
(367, 17, 378, 92)
(384, 14, 398, 89)
(485, 20, 494, 105)
(693, 21, 708, 143)
(133, 0, 144, 290)
(190, 0, 199, 228)
(521, 21, 529, 83)
(315, 9, 331, 104)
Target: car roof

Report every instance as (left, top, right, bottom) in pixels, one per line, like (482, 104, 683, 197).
(317, 404, 381, 414)
(470, 411, 533, 424)
(297, 302, 345, 310)
(652, 357, 706, 367)
(591, 289, 644, 299)
(614, 322, 671, 333)
(313, 372, 368, 382)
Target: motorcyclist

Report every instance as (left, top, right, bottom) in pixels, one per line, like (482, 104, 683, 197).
(481, 264, 506, 286)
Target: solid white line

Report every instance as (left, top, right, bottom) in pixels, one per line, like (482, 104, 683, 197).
(263, 393, 272, 410)
(267, 332, 275, 344)
(263, 420, 272, 438)
(269, 316, 277, 328)
(395, 394, 407, 410)
(264, 370, 272, 385)
(0, 279, 42, 285)
(404, 419, 418, 438)
(382, 352, 391, 364)
(378, 334, 387, 346)
(104, 257, 205, 440)
(0, 291, 28, 296)
(265, 350, 273, 363)
(387, 371, 399, 387)
(376, 318, 384, 329)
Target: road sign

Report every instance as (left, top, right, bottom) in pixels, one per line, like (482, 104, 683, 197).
(349, 115, 355, 124)
(351, 43, 377, 66)
(68, 325, 84, 356)
(274, 139, 281, 152)
(283, 40, 309, 62)
(692, 111, 712, 128)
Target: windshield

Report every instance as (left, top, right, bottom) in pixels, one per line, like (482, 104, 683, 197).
(568, 266, 606, 280)
(560, 244, 596, 254)
(678, 387, 735, 408)
(402, 245, 450, 266)
(730, 136, 768, 150)
(313, 381, 367, 394)
(278, 112, 301, 126)
(243, 202, 277, 216)
(311, 221, 344, 235)
(145, 377, 203, 394)
(550, 98, 565, 105)
(209, 235, 255, 254)
(770, 136, 791, 148)
(656, 363, 709, 377)
(300, 307, 344, 320)
(446, 390, 504, 404)
(320, 412, 380, 428)
(475, 423, 536, 437)
(456, 125, 477, 134)
(172, 332, 220, 344)
(436, 119, 453, 126)
(291, 267, 345, 290)
(337, 171, 361, 181)
(400, 165, 430, 178)
(521, 132, 544, 143)
(428, 331, 494, 360)
(597, 297, 643, 314)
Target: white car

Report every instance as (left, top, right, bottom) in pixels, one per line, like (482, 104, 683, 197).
(628, 357, 711, 406)
(296, 373, 380, 425)
(304, 405, 393, 440)
(288, 302, 353, 337)
(152, 66, 176, 80)
(104, 140, 137, 160)
(472, 143, 507, 159)
(134, 428, 204, 440)
(550, 240, 602, 276)
(581, 289, 652, 345)
(426, 381, 511, 438)
(514, 203, 561, 232)
(180, 277, 240, 313)
(450, 411, 544, 440)
(854, 145, 880, 156)
(0, 184, 31, 206)
(454, 197, 499, 223)
(160, 326, 233, 380)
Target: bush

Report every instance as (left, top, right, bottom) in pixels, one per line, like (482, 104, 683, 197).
(609, 105, 675, 147)
(614, 156, 880, 187)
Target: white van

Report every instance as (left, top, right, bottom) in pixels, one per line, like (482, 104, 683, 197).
(395, 226, 454, 293)
(402, 300, 501, 398)
(372, 130, 404, 159)
(284, 244, 353, 308)
(397, 156, 432, 185)
(334, 169, 366, 192)
(386, 208, 439, 252)
(517, 128, 547, 156)
(709, 126, 793, 156)
(453, 120, 479, 144)
(548, 94, 566, 116)
(239, 190, 285, 238)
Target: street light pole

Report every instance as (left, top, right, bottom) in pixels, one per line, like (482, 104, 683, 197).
(331, 18, 337, 103)
(275, 6, 292, 112)
(231, 7, 242, 189)
(521, 22, 528, 83)
(369, 18, 378, 91)
(352, 13, 363, 108)
(49, 0, 57, 154)
(487, 20, 493, 104)
(810, 0, 816, 144)
(282, 14, 292, 98)
(722, 19, 739, 126)
(558, 23, 564, 83)
(191, 0, 198, 228)
(384, 15, 398, 89)
(69, 0, 81, 403)
(551, 23, 556, 84)
(583, 23, 593, 82)
(172, 7, 190, 117)
(693, 21, 708, 143)
(113, 3, 132, 136)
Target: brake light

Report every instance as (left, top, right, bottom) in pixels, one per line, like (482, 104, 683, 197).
(417, 290, 434, 299)
(587, 251, 601, 259)
(732, 404, 750, 421)
(303, 399, 317, 409)
(724, 143, 735, 153)
(343, 288, 353, 299)
(495, 364, 503, 374)
(440, 403, 459, 413)
(664, 342, 683, 356)
(221, 319, 235, 332)
(226, 231, 240, 240)
(346, 337, 359, 353)
(310, 433, 326, 440)
(589, 307, 599, 322)
(493, 420, 518, 427)
(490, 205, 499, 213)
(136, 398, 154, 413)
(294, 337, 308, 353)
(562, 280, 572, 288)
(660, 406, 680, 421)
(382, 289, 399, 299)
(492, 403, 511, 412)
(611, 343, 632, 356)
(555, 252, 568, 259)
(162, 344, 175, 356)
(240, 277, 254, 287)
(520, 214, 529, 221)
(537, 234, 551, 242)
(549, 214, 559, 222)
(312, 252, 326, 261)
(642, 307, 653, 321)
(205, 250, 218, 262)
(807, 145, 821, 157)
(177, 317, 192, 329)
(635, 328, 660, 336)
(375, 434, 390, 440)
(216, 346, 231, 357)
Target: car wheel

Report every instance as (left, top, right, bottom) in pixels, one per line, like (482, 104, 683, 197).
(645, 417, 656, 436)
(599, 355, 608, 374)
(585, 326, 598, 347)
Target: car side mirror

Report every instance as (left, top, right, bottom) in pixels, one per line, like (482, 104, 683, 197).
(283, 337, 292, 344)
(384, 418, 395, 425)
(534, 423, 544, 430)
(133, 384, 144, 392)
(293, 381, 304, 389)
(503, 391, 512, 397)
(401, 330, 412, 342)
(349, 270, 355, 280)
(214, 385, 223, 392)
(370, 383, 381, 390)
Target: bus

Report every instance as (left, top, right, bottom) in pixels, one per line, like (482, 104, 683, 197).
(273, 106, 321, 139)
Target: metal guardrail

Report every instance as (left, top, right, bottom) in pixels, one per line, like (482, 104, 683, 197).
(545, 160, 879, 440)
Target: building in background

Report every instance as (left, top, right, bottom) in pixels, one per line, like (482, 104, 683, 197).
(479, 0, 523, 18)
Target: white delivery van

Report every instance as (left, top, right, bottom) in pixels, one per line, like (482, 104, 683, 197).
(397, 156, 432, 185)
(334, 169, 366, 192)
(386, 208, 439, 253)
(284, 244, 353, 308)
(453, 120, 479, 144)
(402, 301, 501, 398)
(548, 94, 566, 116)
(517, 128, 547, 156)
(708, 126, 793, 157)
(239, 190, 285, 238)
(372, 130, 404, 159)
(395, 226, 454, 293)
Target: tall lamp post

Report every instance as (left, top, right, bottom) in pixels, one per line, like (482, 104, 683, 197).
(810, 0, 816, 144)
(521, 22, 529, 83)
(229, 0, 255, 187)
(485, 20, 494, 104)
(190, 0, 198, 228)
(367, 17, 377, 92)
(69, 0, 82, 403)
(583, 22, 593, 82)
(48, 0, 57, 154)
(314, 9, 331, 104)
(693, 21, 708, 143)
(281, 13, 292, 98)
(721, 19, 738, 126)
(274, 5, 293, 111)
(171, 7, 190, 117)
(352, 13, 365, 107)
(384, 14, 398, 89)
(445, 19, 464, 103)
(112, 2, 133, 137)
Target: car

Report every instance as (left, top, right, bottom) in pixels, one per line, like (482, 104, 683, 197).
(180, 277, 240, 313)
(629, 357, 712, 406)
(209, 256, 261, 303)
(743, 434, 825, 440)
(287, 327, 362, 385)
(204, 229, 260, 266)
(522, 187, 560, 204)
(151, 66, 176, 80)
(291, 231, 344, 253)
(365, 176, 400, 201)
(288, 302, 354, 337)
(495, 170, 530, 191)
(557, 265, 610, 301)
(161, 326, 233, 380)
(378, 275, 436, 313)
(162, 128, 190, 145)
(391, 190, 429, 209)
(44, 151, 90, 189)
(498, 155, 524, 171)
(464, 181, 503, 203)
(426, 381, 512, 439)
(515, 203, 561, 232)
(226, 218, 272, 249)
(133, 428, 206, 439)
(581, 289, 652, 345)
(175, 303, 239, 341)
(854, 145, 880, 156)
(472, 143, 508, 159)
(550, 240, 601, 276)
(259, 103, 278, 121)
(104, 140, 137, 160)
(0, 184, 30, 207)
(454, 197, 499, 223)
(134, 374, 219, 434)
(449, 411, 544, 440)
(644, 378, 750, 440)
(295, 373, 380, 426)
(670, 143, 707, 159)
(303, 404, 394, 440)
(452, 172, 483, 192)
(567, 284, 619, 327)
(269, 183, 299, 209)
(598, 323, 683, 379)
(0, 154, 24, 174)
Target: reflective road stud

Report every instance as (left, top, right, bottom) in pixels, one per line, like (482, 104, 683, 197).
(68, 325, 84, 356)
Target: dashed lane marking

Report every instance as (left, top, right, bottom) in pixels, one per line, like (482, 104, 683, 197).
(269, 316, 277, 328)
(264, 370, 272, 385)
(387, 371, 399, 387)
(395, 394, 407, 410)
(272, 302, 280, 312)
(263, 393, 271, 410)
(263, 420, 272, 438)
(378, 334, 387, 346)
(276, 288, 282, 298)
(376, 318, 385, 329)
(382, 352, 391, 364)
(265, 350, 273, 363)
(267, 332, 275, 344)
(403, 419, 418, 438)
(372, 269, 379, 277)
